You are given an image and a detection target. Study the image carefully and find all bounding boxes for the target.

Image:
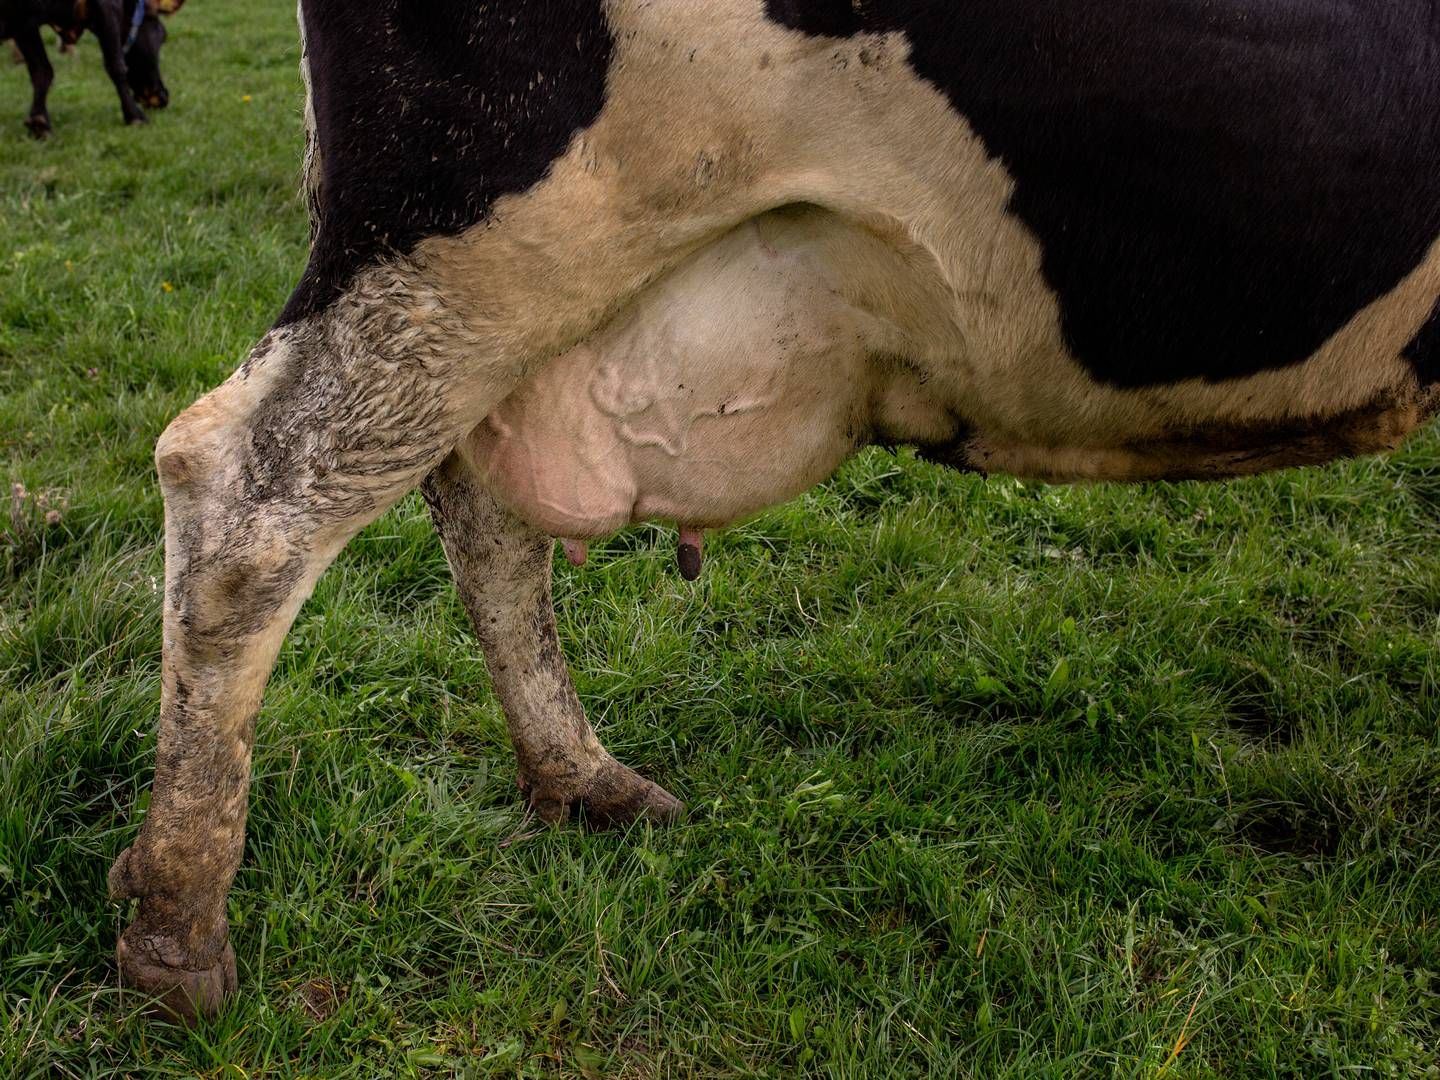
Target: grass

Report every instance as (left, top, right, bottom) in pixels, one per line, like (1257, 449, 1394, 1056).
(2, 2, 1439, 1075)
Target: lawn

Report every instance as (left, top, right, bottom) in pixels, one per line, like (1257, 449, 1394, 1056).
(3, 3, 1439, 1076)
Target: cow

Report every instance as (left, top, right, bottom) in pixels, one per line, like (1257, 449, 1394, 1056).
(1, 0, 181, 136)
(104, 0, 1440, 1021)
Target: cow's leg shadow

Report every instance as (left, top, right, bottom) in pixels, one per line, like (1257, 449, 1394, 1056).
(422, 451, 682, 827)
(106, 308, 492, 1022)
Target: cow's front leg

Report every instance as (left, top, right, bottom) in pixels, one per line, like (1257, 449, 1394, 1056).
(108, 317, 475, 1021)
(422, 452, 682, 827)
(12, 23, 53, 137)
(89, 1, 146, 125)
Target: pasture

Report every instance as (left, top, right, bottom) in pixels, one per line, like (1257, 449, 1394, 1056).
(3, 2, 1440, 1075)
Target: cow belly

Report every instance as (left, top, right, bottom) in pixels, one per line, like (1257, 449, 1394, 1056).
(464, 200, 1440, 534)
(947, 396, 1434, 483)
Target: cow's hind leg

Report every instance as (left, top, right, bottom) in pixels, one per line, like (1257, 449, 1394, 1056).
(108, 313, 474, 1021)
(422, 452, 681, 827)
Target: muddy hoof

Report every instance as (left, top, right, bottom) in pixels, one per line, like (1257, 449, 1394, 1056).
(117, 927, 237, 1023)
(524, 758, 683, 829)
(583, 758, 684, 828)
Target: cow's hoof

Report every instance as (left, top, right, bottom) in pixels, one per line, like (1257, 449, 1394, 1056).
(524, 758, 683, 829)
(124, 110, 148, 126)
(25, 116, 50, 139)
(117, 926, 237, 1024)
(582, 758, 684, 828)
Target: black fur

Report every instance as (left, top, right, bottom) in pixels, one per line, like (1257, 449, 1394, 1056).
(283, 0, 1440, 390)
(767, 0, 1440, 387)
(1, 0, 168, 135)
(277, 0, 612, 326)
(1404, 301, 1440, 388)
(124, 8, 169, 109)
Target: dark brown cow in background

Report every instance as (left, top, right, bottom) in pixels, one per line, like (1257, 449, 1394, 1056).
(0, 0, 182, 136)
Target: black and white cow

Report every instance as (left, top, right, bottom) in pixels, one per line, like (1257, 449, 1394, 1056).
(107, 0, 1440, 1019)
(1, 0, 180, 136)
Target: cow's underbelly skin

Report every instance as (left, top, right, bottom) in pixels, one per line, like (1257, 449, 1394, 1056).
(466, 203, 1439, 544)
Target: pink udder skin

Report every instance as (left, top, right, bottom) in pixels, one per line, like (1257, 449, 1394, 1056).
(462, 210, 961, 544)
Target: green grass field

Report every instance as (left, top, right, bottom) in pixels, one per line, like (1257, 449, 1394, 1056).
(3, 3, 1440, 1076)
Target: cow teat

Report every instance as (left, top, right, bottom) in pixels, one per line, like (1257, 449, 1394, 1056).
(677, 526, 703, 580)
(561, 538, 588, 567)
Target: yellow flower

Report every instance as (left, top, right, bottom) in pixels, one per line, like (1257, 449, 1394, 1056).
(161, 281, 174, 293)
(242, 94, 253, 103)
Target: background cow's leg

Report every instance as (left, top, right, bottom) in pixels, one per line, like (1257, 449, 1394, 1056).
(108, 317, 483, 1021)
(13, 23, 54, 137)
(88, 1, 146, 125)
(422, 453, 682, 826)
